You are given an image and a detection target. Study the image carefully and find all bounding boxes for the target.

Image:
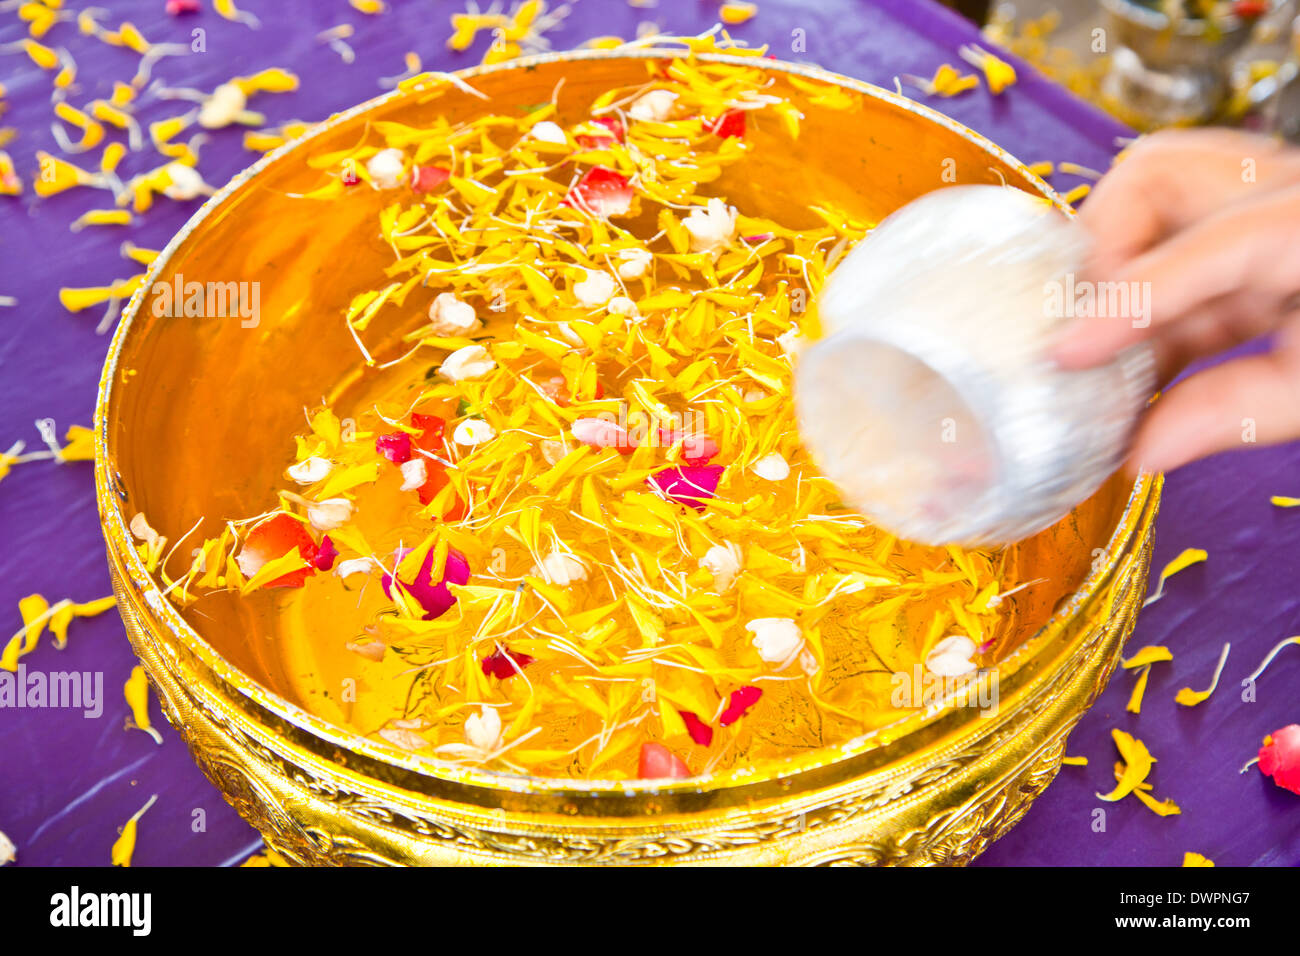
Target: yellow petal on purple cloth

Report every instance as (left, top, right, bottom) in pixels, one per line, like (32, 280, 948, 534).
(1143, 548, 1207, 607)
(1, 594, 51, 670)
(1097, 729, 1154, 802)
(57, 424, 95, 462)
(1121, 645, 1172, 669)
(49, 595, 115, 648)
(1175, 642, 1231, 707)
(1133, 789, 1181, 817)
(124, 665, 163, 745)
(1243, 635, 1300, 686)
(1126, 665, 1151, 715)
(111, 794, 158, 867)
(241, 846, 290, 866)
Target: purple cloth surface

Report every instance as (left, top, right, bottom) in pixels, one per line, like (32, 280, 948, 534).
(0, 0, 1295, 867)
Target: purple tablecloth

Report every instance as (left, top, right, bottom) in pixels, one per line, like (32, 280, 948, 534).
(1, 0, 1296, 867)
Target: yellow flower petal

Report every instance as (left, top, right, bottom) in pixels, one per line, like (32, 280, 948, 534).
(1143, 548, 1207, 607)
(1175, 642, 1230, 707)
(1096, 729, 1154, 802)
(111, 794, 158, 867)
(125, 664, 163, 744)
(1121, 645, 1172, 669)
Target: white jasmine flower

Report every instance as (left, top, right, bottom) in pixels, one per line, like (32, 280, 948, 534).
(346, 639, 386, 662)
(307, 497, 353, 532)
(464, 705, 502, 752)
(608, 296, 639, 318)
(684, 198, 737, 255)
(439, 344, 496, 381)
(699, 541, 743, 593)
(453, 418, 496, 446)
(398, 457, 427, 491)
(129, 512, 160, 546)
(427, 292, 478, 336)
(629, 89, 678, 121)
(925, 635, 978, 677)
(366, 147, 405, 189)
(573, 269, 616, 307)
(616, 248, 653, 279)
(0, 830, 14, 866)
(752, 452, 790, 481)
(286, 456, 332, 484)
(554, 322, 584, 347)
(541, 439, 567, 465)
(776, 327, 802, 355)
(532, 551, 589, 586)
(390, 717, 429, 730)
(336, 556, 380, 579)
(378, 727, 428, 750)
(746, 617, 805, 667)
(529, 120, 567, 144)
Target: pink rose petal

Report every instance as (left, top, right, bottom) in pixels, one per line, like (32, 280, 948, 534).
(382, 546, 470, 621)
(646, 464, 724, 511)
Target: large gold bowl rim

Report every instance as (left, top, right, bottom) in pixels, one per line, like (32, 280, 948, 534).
(95, 45, 1158, 799)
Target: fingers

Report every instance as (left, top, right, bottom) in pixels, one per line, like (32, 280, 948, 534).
(1125, 338, 1300, 474)
(1053, 183, 1300, 369)
(1147, 299, 1251, 385)
(1079, 128, 1300, 277)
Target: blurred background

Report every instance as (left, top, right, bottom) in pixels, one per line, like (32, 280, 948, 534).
(950, 0, 1300, 135)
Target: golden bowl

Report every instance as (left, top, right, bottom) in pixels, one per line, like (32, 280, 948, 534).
(95, 48, 1160, 866)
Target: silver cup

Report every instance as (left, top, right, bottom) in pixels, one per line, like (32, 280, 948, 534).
(795, 185, 1155, 546)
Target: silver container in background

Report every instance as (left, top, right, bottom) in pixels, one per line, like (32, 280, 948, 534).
(1101, 0, 1255, 127)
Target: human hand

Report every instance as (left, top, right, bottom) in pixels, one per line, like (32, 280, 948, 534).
(1051, 128, 1300, 474)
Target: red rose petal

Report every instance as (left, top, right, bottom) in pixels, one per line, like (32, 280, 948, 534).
(375, 431, 413, 464)
(312, 535, 339, 572)
(480, 646, 536, 680)
(562, 166, 633, 218)
(1259, 724, 1300, 795)
(719, 686, 762, 727)
(678, 710, 714, 747)
(708, 109, 746, 139)
(638, 742, 692, 779)
(575, 115, 626, 148)
(410, 165, 451, 192)
(411, 413, 447, 450)
(406, 413, 466, 518)
(237, 513, 319, 588)
(646, 464, 724, 511)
